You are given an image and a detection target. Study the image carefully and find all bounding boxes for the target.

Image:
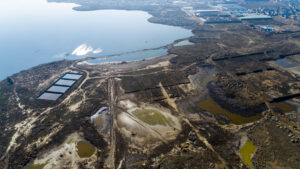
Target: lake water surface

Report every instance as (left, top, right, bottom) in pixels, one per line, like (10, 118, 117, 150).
(0, 0, 192, 80)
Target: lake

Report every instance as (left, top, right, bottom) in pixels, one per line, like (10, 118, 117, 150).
(0, 0, 192, 80)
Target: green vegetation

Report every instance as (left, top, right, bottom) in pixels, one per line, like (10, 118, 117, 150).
(274, 102, 294, 113)
(67, 138, 73, 144)
(239, 140, 256, 169)
(77, 141, 96, 158)
(198, 96, 261, 125)
(132, 109, 175, 126)
(24, 160, 50, 169)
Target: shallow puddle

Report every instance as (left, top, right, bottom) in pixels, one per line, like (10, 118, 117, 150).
(201, 72, 216, 87)
(88, 48, 167, 64)
(275, 58, 299, 68)
(91, 107, 108, 131)
(197, 96, 261, 125)
(273, 102, 294, 113)
(77, 141, 96, 158)
(174, 40, 193, 47)
(239, 140, 256, 169)
(24, 160, 49, 169)
(132, 109, 175, 126)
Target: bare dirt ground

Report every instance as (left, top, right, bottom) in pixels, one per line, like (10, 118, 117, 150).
(1, 1, 300, 168)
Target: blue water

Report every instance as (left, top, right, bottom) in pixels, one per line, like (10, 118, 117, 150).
(88, 48, 168, 64)
(275, 58, 299, 68)
(0, 0, 192, 80)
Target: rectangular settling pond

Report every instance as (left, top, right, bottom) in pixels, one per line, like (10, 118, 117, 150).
(38, 72, 83, 101)
(62, 74, 82, 80)
(55, 79, 76, 86)
(47, 86, 69, 93)
(38, 93, 62, 101)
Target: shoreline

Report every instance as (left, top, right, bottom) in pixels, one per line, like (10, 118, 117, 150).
(0, 5, 194, 81)
(78, 36, 193, 63)
(1, 36, 193, 82)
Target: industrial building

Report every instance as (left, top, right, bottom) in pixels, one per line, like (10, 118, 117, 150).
(195, 10, 220, 17)
(239, 14, 272, 20)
